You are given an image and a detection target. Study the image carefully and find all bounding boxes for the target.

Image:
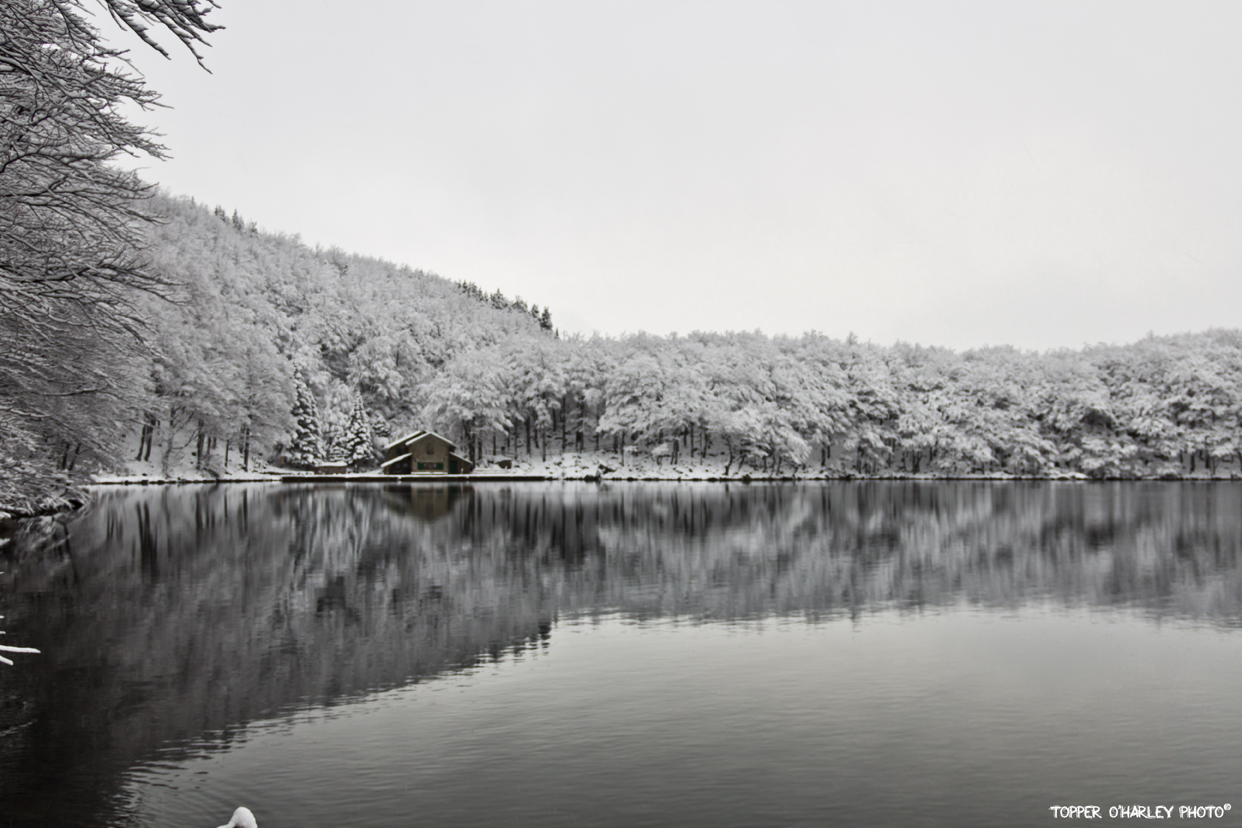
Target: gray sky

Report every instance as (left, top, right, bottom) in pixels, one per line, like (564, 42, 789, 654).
(115, 0, 1242, 352)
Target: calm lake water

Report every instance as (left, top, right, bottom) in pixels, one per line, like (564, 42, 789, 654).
(2, 481, 1241, 828)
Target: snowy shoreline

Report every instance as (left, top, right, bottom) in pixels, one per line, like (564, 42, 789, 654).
(93, 442, 1242, 488)
(4, 463, 1232, 523)
(88, 469, 1239, 486)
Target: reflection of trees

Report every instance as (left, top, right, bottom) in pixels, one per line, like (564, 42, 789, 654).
(413, 480, 1242, 623)
(1, 481, 1241, 824)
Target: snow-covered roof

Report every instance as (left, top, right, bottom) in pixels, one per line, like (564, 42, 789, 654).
(383, 430, 425, 451)
(400, 430, 457, 450)
(380, 452, 412, 469)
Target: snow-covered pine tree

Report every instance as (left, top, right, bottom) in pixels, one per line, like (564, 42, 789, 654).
(344, 393, 376, 468)
(322, 424, 346, 461)
(286, 372, 322, 468)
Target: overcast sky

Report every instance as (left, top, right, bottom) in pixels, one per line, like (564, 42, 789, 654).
(112, 0, 1242, 352)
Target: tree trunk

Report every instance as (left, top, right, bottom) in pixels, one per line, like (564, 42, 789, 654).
(162, 412, 177, 475)
(61, 442, 80, 471)
(137, 412, 155, 461)
(195, 420, 206, 470)
(143, 414, 155, 462)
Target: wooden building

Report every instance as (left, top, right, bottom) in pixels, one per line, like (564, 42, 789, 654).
(381, 430, 475, 475)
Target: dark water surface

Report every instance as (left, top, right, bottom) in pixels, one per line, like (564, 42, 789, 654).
(2, 481, 1241, 827)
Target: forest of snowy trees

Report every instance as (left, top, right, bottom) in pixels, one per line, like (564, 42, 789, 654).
(4, 184, 1242, 516)
(84, 193, 1242, 490)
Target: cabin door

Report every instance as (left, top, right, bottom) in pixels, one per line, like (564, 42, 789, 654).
(449, 459, 458, 474)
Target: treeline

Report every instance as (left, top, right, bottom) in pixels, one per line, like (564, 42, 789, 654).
(103, 194, 1242, 481)
(137, 193, 1242, 480)
(455, 280, 555, 332)
(6, 189, 1242, 515)
(419, 327, 1242, 478)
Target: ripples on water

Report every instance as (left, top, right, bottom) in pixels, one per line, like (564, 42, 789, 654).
(2, 481, 1241, 827)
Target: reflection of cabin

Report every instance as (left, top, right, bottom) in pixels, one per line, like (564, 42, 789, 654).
(382, 484, 466, 522)
(381, 430, 475, 475)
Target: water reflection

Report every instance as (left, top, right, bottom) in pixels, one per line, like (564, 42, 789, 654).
(1, 481, 1241, 826)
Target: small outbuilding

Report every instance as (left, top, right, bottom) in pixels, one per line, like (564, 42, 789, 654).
(381, 430, 475, 475)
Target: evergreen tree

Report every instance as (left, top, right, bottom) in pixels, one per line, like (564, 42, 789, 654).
(322, 423, 346, 461)
(287, 373, 322, 468)
(344, 393, 376, 468)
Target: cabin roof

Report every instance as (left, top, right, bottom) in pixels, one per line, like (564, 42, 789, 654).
(379, 452, 412, 469)
(407, 430, 456, 449)
(383, 430, 425, 451)
(384, 429, 458, 451)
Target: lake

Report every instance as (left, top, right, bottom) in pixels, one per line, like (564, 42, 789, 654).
(2, 481, 1241, 827)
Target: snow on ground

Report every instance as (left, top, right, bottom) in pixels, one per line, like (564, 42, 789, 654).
(494, 450, 764, 480)
(92, 454, 284, 485)
(485, 451, 1082, 480)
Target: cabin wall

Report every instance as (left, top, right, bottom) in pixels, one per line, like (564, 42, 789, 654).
(411, 439, 453, 472)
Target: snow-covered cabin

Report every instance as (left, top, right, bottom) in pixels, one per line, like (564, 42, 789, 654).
(381, 430, 475, 475)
